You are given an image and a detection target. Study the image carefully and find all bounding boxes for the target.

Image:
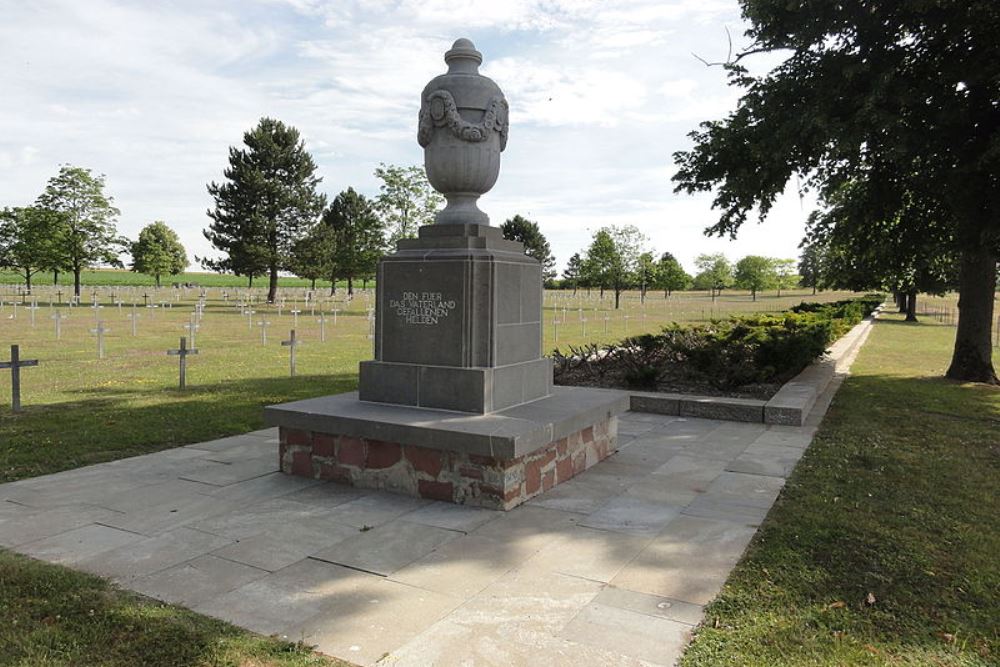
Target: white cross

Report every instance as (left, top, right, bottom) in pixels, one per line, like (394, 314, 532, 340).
(90, 321, 110, 359)
(51, 309, 66, 339)
(1, 345, 39, 413)
(281, 329, 300, 377)
(257, 319, 271, 345)
(167, 336, 198, 389)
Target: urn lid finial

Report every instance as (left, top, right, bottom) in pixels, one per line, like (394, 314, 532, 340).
(445, 38, 482, 72)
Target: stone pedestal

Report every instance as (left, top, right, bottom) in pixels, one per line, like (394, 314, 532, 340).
(359, 224, 551, 413)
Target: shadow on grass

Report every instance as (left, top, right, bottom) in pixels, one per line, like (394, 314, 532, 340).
(0, 373, 358, 482)
(681, 372, 999, 666)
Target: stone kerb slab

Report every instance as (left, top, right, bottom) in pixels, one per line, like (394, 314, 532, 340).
(266, 387, 628, 510)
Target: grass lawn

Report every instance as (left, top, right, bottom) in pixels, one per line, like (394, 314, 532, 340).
(0, 549, 347, 667)
(1, 284, 856, 482)
(680, 313, 999, 666)
(0, 268, 353, 290)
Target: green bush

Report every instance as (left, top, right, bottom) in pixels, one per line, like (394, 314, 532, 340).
(553, 295, 883, 391)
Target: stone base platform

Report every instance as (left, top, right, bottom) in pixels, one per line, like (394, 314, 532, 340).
(265, 387, 629, 510)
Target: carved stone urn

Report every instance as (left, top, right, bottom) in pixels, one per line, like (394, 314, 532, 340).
(418, 38, 508, 226)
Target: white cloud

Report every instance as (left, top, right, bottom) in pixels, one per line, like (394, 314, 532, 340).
(0, 0, 807, 272)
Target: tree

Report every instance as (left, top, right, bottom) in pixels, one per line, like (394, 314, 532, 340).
(672, 1, 999, 383)
(374, 164, 442, 245)
(563, 252, 583, 294)
(693, 253, 733, 300)
(36, 165, 125, 296)
(773, 258, 797, 297)
(327, 188, 384, 295)
(798, 242, 823, 295)
(204, 117, 326, 302)
(0, 206, 61, 291)
(734, 255, 777, 301)
(584, 225, 647, 309)
(289, 222, 336, 291)
(636, 252, 658, 302)
(129, 221, 188, 287)
(501, 215, 556, 279)
(657, 252, 691, 297)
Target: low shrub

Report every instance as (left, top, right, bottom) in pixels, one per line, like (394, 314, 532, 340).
(553, 295, 883, 391)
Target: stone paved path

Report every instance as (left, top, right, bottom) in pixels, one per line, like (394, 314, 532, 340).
(0, 377, 844, 666)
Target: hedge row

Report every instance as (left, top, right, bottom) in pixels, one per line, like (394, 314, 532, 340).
(553, 295, 882, 391)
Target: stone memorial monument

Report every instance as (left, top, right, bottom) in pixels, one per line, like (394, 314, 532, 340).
(266, 38, 627, 510)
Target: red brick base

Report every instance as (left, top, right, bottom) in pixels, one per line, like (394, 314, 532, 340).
(278, 417, 617, 510)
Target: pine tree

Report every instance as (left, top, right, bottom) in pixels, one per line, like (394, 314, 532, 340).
(563, 252, 583, 294)
(204, 117, 326, 302)
(328, 188, 384, 296)
(501, 215, 557, 279)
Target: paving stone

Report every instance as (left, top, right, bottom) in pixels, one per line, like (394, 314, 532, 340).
(297, 576, 463, 665)
(519, 525, 652, 583)
(131, 554, 269, 608)
(278, 481, 368, 509)
(21, 524, 144, 565)
(576, 460, 653, 486)
(526, 474, 627, 514)
(580, 496, 681, 537)
(650, 417, 724, 439)
(324, 492, 430, 528)
(607, 439, 685, 467)
(594, 586, 704, 626)
(698, 471, 786, 509)
(681, 500, 770, 525)
(471, 505, 581, 551)
(312, 519, 460, 576)
(725, 443, 805, 478)
(95, 479, 216, 513)
(75, 526, 233, 581)
(620, 411, 677, 424)
(622, 476, 702, 507)
(559, 601, 691, 666)
(403, 501, 500, 533)
(179, 455, 277, 486)
(211, 518, 359, 572)
(200, 471, 325, 503)
(198, 439, 274, 464)
(650, 454, 728, 493)
(100, 495, 243, 536)
(1, 473, 147, 509)
(190, 497, 330, 539)
(0, 505, 121, 547)
(184, 433, 276, 452)
(194, 558, 373, 637)
(389, 534, 538, 599)
(246, 427, 280, 439)
(612, 515, 756, 605)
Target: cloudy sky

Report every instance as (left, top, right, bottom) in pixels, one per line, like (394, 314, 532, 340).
(0, 0, 812, 274)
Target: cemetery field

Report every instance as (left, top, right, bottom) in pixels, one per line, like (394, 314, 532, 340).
(2, 285, 857, 482)
(0, 268, 349, 290)
(680, 313, 999, 666)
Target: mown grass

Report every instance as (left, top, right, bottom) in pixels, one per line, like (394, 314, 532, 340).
(680, 313, 999, 666)
(0, 549, 347, 667)
(0, 285, 857, 482)
(0, 269, 355, 290)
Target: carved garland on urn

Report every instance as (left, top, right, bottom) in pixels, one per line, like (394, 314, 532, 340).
(418, 90, 509, 149)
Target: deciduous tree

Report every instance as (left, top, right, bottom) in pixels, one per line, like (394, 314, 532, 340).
(734, 255, 777, 301)
(0, 206, 61, 291)
(693, 253, 733, 300)
(584, 225, 648, 309)
(328, 188, 384, 295)
(657, 252, 692, 297)
(129, 221, 188, 287)
(374, 164, 442, 244)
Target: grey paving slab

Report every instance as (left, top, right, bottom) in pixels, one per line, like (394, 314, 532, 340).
(131, 554, 270, 608)
(278, 480, 368, 509)
(323, 493, 430, 529)
(470, 505, 581, 551)
(612, 515, 757, 605)
(99, 495, 243, 536)
(183, 433, 277, 452)
(20, 524, 144, 565)
(199, 471, 325, 503)
(0, 505, 122, 547)
(594, 586, 704, 626)
(403, 500, 500, 533)
(580, 496, 682, 538)
(210, 518, 359, 572)
(312, 519, 460, 576)
(76, 526, 233, 581)
(559, 601, 692, 666)
(198, 439, 274, 464)
(190, 497, 331, 540)
(608, 438, 686, 467)
(519, 525, 652, 583)
(95, 479, 216, 513)
(725, 443, 805, 478)
(179, 455, 277, 487)
(651, 454, 728, 493)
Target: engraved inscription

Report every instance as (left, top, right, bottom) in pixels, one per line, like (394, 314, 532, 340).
(389, 291, 457, 326)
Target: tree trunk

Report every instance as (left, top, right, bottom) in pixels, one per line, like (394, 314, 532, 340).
(812, 285, 817, 295)
(347, 276, 354, 296)
(905, 291, 918, 322)
(946, 245, 998, 383)
(572, 284, 577, 296)
(311, 278, 316, 290)
(614, 287, 621, 310)
(267, 265, 278, 303)
(53, 269, 59, 285)
(24, 270, 32, 292)
(73, 266, 81, 296)
(248, 274, 253, 288)
(897, 292, 908, 313)
(155, 274, 161, 288)
(751, 288, 757, 301)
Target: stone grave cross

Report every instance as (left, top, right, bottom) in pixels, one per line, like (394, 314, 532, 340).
(317, 311, 327, 342)
(281, 329, 300, 377)
(167, 336, 198, 390)
(183, 315, 200, 349)
(127, 305, 140, 336)
(1, 345, 38, 413)
(90, 321, 110, 359)
(51, 309, 66, 339)
(257, 319, 271, 345)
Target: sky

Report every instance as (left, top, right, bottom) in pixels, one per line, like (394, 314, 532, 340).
(0, 0, 814, 275)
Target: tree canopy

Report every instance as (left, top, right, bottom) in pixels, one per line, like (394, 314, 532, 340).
(374, 164, 442, 244)
(501, 215, 556, 279)
(130, 221, 188, 287)
(693, 253, 733, 299)
(327, 187, 383, 295)
(657, 252, 692, 297)
(734, 255, 777, 301)
(583, 225, 648, 309)
(673, 0, 1000, 382)
(35, 165, 125, 296)
(204, 117, 326, 301)
(0, 206, 61, 291)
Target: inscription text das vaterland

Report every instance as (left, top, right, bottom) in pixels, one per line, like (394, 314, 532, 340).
(389, 291, 457, 325)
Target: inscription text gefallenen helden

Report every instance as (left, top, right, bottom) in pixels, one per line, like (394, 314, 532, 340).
(389, 291, 457, 325)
